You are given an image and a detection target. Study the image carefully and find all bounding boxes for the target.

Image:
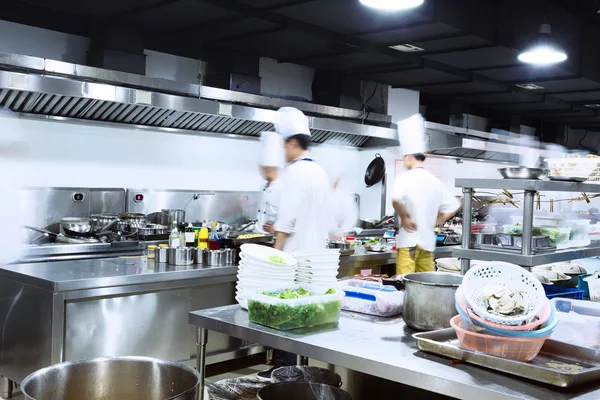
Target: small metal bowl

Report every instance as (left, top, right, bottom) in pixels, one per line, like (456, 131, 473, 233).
(498, 167, 549, 180)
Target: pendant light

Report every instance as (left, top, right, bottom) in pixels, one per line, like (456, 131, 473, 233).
(359, 0, 424, 11)
(518, 23, 567, 65)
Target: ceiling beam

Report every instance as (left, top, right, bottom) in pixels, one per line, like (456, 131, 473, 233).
(110, 0, 181, 19)
(356, 20, 438, 36)
(278, 49, 357, 64)
(545, 88, 600, 95)
(207, 26, 288, 43)
(395, 80, 469, 89)
(501, 75, 582, 85)
(417, 43, 497, 56)
(468, 63, 523, 72)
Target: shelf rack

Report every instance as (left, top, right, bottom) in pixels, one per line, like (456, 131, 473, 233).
(453, 179, 600, 273)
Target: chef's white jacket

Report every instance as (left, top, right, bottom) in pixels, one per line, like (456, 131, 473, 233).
(255, 179, 282, 234)
(274, 158, 332, 253)
(392, 168, 459, 252)
(330, 187, 358, 235)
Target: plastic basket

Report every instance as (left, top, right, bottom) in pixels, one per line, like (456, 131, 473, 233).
(462, 262, 547, 326)
(542, 284, 584, 300)
(450, 315, 549, 362)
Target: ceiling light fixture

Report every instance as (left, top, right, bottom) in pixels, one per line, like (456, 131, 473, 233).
(359, 0, 424, 11)
(518, 23, 567, 65)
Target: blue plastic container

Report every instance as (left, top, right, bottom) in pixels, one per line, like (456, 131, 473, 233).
(542, 284, 584, 300)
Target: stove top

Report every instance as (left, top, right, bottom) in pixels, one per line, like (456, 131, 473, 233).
(55, 233, 101, 244)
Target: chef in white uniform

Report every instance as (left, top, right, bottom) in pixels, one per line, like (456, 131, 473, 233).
(255, 132, 284, 234)
(329, 166, 359, 238)
(272, 107, 332, 253)
(392, 113, 460, 274)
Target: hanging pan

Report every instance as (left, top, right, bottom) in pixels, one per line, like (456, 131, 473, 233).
(364, 153, 386, 187)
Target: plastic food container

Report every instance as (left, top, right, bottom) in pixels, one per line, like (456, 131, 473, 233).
(546, 157, 600, 180)
(550, 298, 600, 350)
(450, 315, 549, 362)
(341, 285, 403, 317)
(248, 285, 344, 330)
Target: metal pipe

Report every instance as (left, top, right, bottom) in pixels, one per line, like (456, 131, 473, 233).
(460, 188, 473, 275)
(522, 190, 535, 256)
(196, 328, 208, 400)
(297, 355, 309, 366)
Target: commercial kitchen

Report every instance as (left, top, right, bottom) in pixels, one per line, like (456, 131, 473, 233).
(1, 0, 600, 399)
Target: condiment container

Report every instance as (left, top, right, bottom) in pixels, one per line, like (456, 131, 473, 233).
(168, 247, 193, 266)
(155, 247, 169, 263)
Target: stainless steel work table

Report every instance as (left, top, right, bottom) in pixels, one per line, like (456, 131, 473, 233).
(0, 257, 237, 292)
(189, 305, 600, 400)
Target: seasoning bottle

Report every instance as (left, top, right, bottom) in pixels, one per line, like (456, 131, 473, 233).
(209, 222, 220, 250)
(169, 219, 181, 247)
(198, 225, 209, 249)
(185, 223, 195, 247)
(146, 245, 157, 259)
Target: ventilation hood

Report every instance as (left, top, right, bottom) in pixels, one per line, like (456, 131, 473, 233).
(0, 51, 398, 148)
(425, 121, 561, 163)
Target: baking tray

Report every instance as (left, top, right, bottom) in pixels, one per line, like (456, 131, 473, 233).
(413, 328, 600, 387)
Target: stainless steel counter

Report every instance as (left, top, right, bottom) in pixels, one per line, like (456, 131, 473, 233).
(189, 306, 600, 400)
(340, 246, 457, 268)
(0, 257, 237, 292)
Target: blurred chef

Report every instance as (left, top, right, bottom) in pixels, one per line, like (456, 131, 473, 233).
(272, 107, 332, 253)
(257, 107, 331, 382)
(392, 113, 459, 274)
(255, 132, 284, 234)
(329, 167, 359, 239)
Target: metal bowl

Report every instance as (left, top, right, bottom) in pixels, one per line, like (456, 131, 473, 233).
(21, 356, 200, 400)
(498, 167, 549, 180)
(60, 217, 93, 234)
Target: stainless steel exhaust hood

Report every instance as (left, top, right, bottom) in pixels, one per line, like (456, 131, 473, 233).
(0, 51, 398, 148)
(425, 121, 559, 163)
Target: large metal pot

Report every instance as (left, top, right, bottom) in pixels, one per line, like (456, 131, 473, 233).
(161, 209, 186, 226)
(403, 272, 462, 331)
(20, 356, 200, 400)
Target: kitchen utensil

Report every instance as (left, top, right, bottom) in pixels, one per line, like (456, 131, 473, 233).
(90, 214, 120, 230)
(257, 382, 351, 400)
(60, 217, 94, 235)
(462, 262, 546, 326)
(498, 167, 549, 180)
(194, 248, 208, 265)
(20, 356, 200, 400)
(451, 315, 550, 362)
(364, 153, 385, 188)
(155, 247, 169, 263)
(161, 209, 186, 226)
(403, 272, 462, 331)
(271, 366, 342, 387)
(168, 247, 193, 266)
(414, 328, 600, 387)
(223, 248, 236, 265)
(136, 226, 156, 236)
(207, 250, 223, 266)
(23, 225, 58, 244)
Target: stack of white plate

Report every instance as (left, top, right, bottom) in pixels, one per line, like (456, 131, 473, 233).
(236, 244, 297, 309)
(293, 249, 340, 289)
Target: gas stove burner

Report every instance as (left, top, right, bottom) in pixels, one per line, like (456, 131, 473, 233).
(55, 233, 100, 244)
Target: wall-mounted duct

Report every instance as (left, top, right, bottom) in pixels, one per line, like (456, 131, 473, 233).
(0, 51, 398, 148)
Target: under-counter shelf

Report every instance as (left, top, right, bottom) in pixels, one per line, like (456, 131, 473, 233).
(455, 178, 600, 192)
(453, 245, 600, 267)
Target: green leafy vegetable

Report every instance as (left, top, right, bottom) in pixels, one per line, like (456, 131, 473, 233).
(325, 288, 336, 294)
(248, 299, 341, 330)
(268, 255, 286, 264)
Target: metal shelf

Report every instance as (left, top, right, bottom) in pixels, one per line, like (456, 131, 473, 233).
(455, 179, 600, 193)
(453, 246, 600, 267)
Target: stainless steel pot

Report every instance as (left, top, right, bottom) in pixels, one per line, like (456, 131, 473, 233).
(168, 247, 193, 266)
(194, 248, 208, 265)
(20, 356, 200, 400)
(161, 209, 186, 226)
(137, 227, 155, 236)
(498, 167, 549, 180)
(155, 247, 169, 263)
(90, 214, 120, 230)
(207, 250, 223, 266)
(403, 272, 463, 331)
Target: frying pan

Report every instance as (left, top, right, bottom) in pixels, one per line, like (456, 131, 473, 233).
(364, 153, 386, 187)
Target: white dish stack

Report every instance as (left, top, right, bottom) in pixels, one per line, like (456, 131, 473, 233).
(293, 249, 341, 290)
(236, 244, 297, 309)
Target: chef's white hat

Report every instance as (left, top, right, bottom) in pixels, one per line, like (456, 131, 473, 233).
(258, 131, 285, 168)
(274, 107, 311, 140)
(397, 113, 426, 157)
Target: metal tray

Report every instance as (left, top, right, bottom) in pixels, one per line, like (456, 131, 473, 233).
(221, 234, 273, 247)
(413, 328, 600, 387)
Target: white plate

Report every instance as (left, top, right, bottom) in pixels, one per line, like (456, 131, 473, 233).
(293, 253, 340, 263)
(292, 249, 340, 258)
(237, 276, 294, 287)
(239, 261, 297, 274)
(237, 268, 296, 278)
(297, 263, 340, 270)
(296, 270, 339, 277)
(296, 277, 338, 284)
(235, 295, 248, 310)
(240, 244, 298, 266)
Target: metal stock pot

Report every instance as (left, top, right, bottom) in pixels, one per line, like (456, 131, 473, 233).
(403, 272, 462, 331)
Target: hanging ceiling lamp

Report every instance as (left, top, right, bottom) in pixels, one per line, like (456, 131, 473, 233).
(359, 0, 424, 11)
(518, 23, 567, 65)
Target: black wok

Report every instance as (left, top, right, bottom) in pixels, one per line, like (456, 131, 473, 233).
(364, 153, 385, 187)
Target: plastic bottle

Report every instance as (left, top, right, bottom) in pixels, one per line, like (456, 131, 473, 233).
(209, 222, 220, 250)
(197, 225, 209, 249)
(185, 223, 195, 247)
(169, 219, 181, 247)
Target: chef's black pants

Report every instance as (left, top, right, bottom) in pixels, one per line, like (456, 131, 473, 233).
(274, 350, 296, 367)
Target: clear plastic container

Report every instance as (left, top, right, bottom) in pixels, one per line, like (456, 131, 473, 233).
(248, 285, 343, 330)
(341, 285, 403, 317)
(550, 298, 600, 350)
(450, 315, 549, 362)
